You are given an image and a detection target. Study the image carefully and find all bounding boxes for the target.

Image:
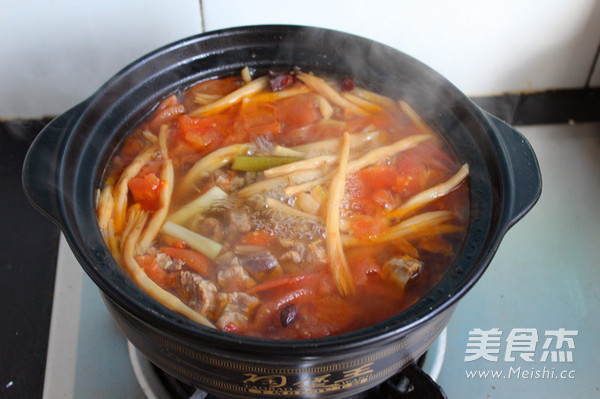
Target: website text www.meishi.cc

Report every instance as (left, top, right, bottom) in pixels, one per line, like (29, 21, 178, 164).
(465, 366, 576, 380)
(463, 327, 578, 382)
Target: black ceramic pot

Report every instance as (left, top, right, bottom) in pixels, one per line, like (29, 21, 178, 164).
(22, 25, 541, 398)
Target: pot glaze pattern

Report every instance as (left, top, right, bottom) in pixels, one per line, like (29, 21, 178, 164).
(106, 295, 454, 398)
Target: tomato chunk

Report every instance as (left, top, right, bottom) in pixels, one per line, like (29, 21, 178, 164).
(349, 255, 381, 287)
(350, 215, 387, 240)
(276, 94, 320, 129)
(120, 135, 145, 159)
(136, 254, 177, 289)
(189, 76, 242, 96)
(177, 114, 225, 154)
(240, 230, 274, 247)
(356, 165, 397, 190)
(238, 101, 282, 137)
(392, 154, 428, 199)
(160, 247, 211, 277)
(128, 172, 163, 211)
(148, 104, 185, 133)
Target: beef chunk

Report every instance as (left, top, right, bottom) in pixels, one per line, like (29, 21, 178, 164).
(279, 249, 303, 264)
(278, 238, 306, 264)
(179, 271, 218, 315)
(306, 243, 327, 264)
(192, 217, 224, 242)
(244, 171, 259, 185)
(155, 251, 183, 272)
(226, 207, 252, 235)
(278, 239, 327, 266)
(278, 238, 296, 249)
(381, 256, 422, 291)
(215, 292, 260, 330)
(217, 263, 256, 291)
(213, 169, 245, 192)
(228, 175, 246, 191)
(246, 193, 266, 210)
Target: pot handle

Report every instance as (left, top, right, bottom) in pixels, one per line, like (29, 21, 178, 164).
(486, 114, 542, 227)
(21, 101, 87, 228)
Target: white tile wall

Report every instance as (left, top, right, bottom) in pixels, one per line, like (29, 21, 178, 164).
(203, 0, 600, 95)
(1, 0, 599, 119)
(0, 0, 202, 118)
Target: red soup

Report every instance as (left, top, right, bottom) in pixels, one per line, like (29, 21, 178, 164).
(96, 68, 469, 339)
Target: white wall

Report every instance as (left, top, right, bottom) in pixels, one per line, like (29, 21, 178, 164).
(1, 0, 599, 119)
(203, 0, 600, 95)
(0, 0, 203, 118)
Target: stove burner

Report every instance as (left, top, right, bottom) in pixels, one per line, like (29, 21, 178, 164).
(128, 329, 447, 399)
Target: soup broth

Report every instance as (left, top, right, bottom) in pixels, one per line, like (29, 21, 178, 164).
(97, 68, 469, 339)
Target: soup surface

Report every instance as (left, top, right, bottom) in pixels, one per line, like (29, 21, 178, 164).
(97, 68, 469, 339)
